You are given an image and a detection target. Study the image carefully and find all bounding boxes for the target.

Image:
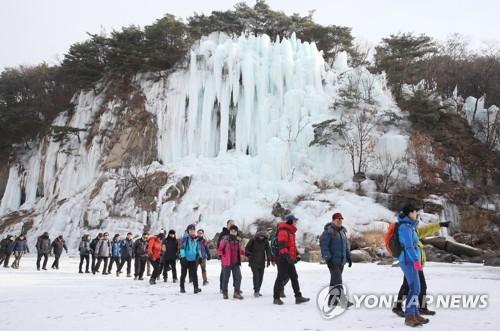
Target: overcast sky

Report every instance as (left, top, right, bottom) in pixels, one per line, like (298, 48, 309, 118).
(1, 0, 498, 70)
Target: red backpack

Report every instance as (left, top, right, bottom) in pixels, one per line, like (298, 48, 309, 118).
(384, 222, 402, 257)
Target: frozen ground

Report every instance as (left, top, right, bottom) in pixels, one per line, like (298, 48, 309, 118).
(1, 257, 499, 331)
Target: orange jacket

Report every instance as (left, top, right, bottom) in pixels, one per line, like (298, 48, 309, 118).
(148, 236, 163, 261)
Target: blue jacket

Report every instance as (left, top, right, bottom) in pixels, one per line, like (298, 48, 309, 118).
(111, 240, 122, 257)
(397, 215, 421, 265)
(320, 223, 351, 266)
(12, 238, 29, 253)
(198, 238, 211, 260)
(180, 232, 201, 262)
(120, 239, 134, 258)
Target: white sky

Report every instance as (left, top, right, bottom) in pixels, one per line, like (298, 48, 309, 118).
(1, 0, 498, 70)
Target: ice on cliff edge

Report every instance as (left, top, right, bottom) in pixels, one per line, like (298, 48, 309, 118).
(0, 32, 406, 250)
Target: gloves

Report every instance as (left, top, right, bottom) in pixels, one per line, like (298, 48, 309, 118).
(439, 221, 451, 228)
(295, 255, 301, 263)
(413, 261, 423, 271)
(348, 260, 352, 268)
(266, 260, 271, 268)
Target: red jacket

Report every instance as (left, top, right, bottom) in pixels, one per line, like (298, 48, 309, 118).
(277, 222, 298, 261)
(217, 235, 245, 267)
(147, 236, 163, 261)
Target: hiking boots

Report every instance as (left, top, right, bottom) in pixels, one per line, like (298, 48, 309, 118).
(404, 315, 422, 327)
(223, 291, 229, 299)
(273, 298, 284, 305)
(149, 278, 156, 285)
(254, 292, 261, 298)
(180, 287, 186, 293)
(392, 307, 405, 318)
(415, 315, 429, 324)
(419, 308, 436, 316)
(233, 291, 244, 300)
(295, 296, 310, 304)
(194, 288, 202, 294)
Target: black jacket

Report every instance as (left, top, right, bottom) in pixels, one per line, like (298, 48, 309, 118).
(133, 239, 148, 258)
(245, 232, 272, 268)
(51, 238, 68, 255)
(162, 237, 178, 261)
(217, 227, 230, 249)
(0, 238, 14, 254)
(90, 237, 100, 254)
(36, 235, 51, 254)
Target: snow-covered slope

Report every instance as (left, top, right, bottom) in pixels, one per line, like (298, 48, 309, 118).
(0, 33, 410, 250)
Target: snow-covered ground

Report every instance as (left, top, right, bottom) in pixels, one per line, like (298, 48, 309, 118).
(1, 257, 499, 331)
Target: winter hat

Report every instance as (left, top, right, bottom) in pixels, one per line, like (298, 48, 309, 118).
(332, 212, 344, 220)
(187, 224, 196, 231)
(229, 225, 239, 232)
(168, 230, 175, 235)
(158, 233, 165, 240)
(285, 214, 298, 224)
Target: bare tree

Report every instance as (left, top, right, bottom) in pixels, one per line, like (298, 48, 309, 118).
(374, 146, 409, 193)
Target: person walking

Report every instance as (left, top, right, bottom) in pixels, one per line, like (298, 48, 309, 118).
(133, 233, 149, 280)
(90, 233, 103, 273)
(0, 235, 15, 267)
(197, 229, 211, 286)
(94, 232, 111, 275)
(51, 235, 68, 270)
(245, 230, 272, 297)
(117, 232, 134, 277)
(320, 212, 353, 307)
(161, 230, 178, 283)
(78, 234, 91, 273)
(108, 234, 122, 274)
(218, 225, 245, 300)
(148, 232, 165, 285)
(397, 204, 429, 327)
(36, 232, 51, 271)
(11, 234, 29, 269)
(179, 224, 202, 294)
(272, 215, 309, 305)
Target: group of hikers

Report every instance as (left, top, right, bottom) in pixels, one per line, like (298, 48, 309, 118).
(0, 204, 451, 327)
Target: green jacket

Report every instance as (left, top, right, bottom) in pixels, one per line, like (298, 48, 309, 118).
(417, 223, 441, 265)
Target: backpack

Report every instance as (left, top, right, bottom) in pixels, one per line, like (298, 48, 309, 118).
(384, 222, 402, 257)
(270, 228, 289, 258)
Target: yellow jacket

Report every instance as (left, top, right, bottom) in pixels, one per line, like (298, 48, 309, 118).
(417, 223, 441, 265)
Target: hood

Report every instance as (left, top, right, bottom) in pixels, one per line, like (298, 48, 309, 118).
(397, 215, 418, 227)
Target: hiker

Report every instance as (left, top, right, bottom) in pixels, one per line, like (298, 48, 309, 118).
(94, 232, 111, 275)
(117, 232, 134, 277)
(36, 232, 51, 271)
(78, 234, 91, 273)
(270, 216, 289, 298)
(396, 204, 429, 327)
(320, 212, 353, 307)
(393, 218, 451, 317)
(108, 234, 122, 274)
(133, 233, 149, 280)
(90, 233, 102, 273)
(217, 219, 235, 292)
(11, 234, 29, 269)
(179, 224, 202, 294)
(0, 235, 15, 267)
(245, 230, 272, 297)
(161, 230, 178, 283)
(272, 215, 309, 305)
(51, 235, 68, 269)
(148, 232, 165, 285)
(197, 229, 211, 286)
(218, 225, 245, 300)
